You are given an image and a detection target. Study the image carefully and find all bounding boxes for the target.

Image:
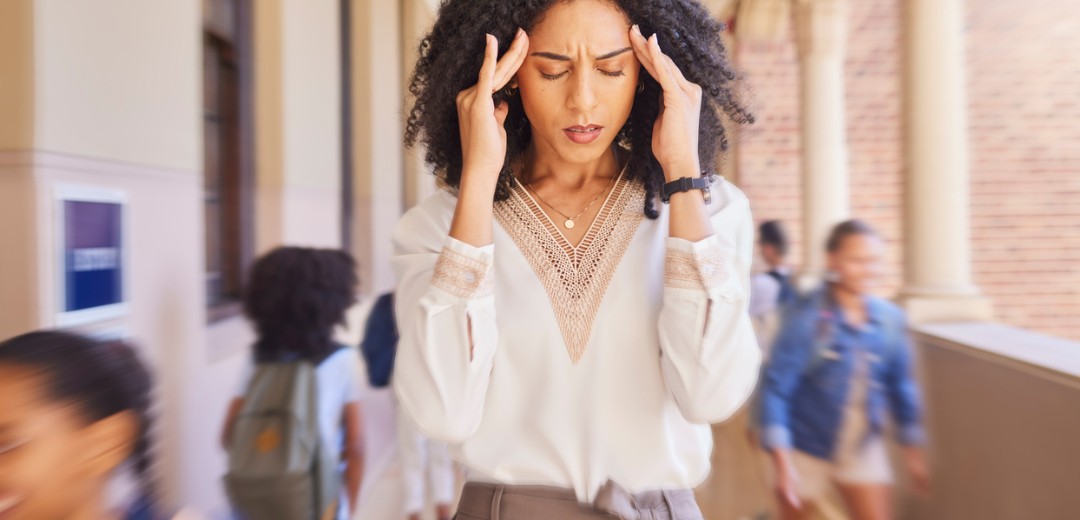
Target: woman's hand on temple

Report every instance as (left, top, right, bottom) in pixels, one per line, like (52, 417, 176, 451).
(629, 24, 703, 180)
(456, 29, 529, 192)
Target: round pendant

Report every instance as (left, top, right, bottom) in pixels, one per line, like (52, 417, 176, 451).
(564, 219, 575, 229)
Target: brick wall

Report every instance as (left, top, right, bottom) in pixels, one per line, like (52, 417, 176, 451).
(731, 0, 1080, 340)
(966, 0, 1080, 340)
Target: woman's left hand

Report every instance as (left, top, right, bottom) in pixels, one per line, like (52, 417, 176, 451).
(629, 24, 702, 180)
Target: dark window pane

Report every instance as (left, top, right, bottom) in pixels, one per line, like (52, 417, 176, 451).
(203, 120, 221, 193)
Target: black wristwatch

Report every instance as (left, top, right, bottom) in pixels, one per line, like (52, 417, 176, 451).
(661, 171, 716, 204)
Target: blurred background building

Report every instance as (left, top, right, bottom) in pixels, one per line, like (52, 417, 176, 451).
(0, 0, 1076, 519)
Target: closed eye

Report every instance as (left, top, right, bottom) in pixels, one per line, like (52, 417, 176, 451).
(542, 69, 625, 81)
(541, 71, 569, 81)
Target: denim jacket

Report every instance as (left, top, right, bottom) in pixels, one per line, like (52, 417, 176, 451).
(758, 287, 925, 460)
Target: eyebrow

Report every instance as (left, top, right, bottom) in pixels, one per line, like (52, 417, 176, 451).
(530, 47, 633, 62)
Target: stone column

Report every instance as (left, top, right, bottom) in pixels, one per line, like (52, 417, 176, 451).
(900, 0, 992, 322)
(795, 0, 850, 287)
(352, 0, 404, 297)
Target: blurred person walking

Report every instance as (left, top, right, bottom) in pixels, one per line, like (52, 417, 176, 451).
(360, 292, 456, 520)
(758, 220, 930, 520)
(221, 247, 366, 520)
(749, 220, 795, 356)
(0, 330, 158, 520)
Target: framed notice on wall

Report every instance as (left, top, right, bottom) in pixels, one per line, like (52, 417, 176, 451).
(55, 185, 129, 327)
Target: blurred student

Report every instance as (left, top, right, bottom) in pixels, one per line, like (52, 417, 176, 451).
(759, 220, 930, 520)
(360, 292, 455, 520)
(749, 220, 795, 356)
(0, 330, 156, 520)
(222, 247, 365, 520)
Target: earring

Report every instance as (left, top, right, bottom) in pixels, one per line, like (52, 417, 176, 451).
(502, 86, 517, 97)
(637, 81, 645, 93)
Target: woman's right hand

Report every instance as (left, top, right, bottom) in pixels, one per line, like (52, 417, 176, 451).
(456, 29, 529, 190)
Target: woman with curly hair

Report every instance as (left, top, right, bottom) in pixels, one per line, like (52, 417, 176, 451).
(393, 1, 760, 518)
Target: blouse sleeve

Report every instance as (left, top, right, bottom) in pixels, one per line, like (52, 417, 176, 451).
(391, 195, 498, 443)
(658, 182, 762, 424)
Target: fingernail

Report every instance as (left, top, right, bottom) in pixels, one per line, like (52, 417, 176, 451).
(516, 27, 525, 39)
(632, 24, 641, 36)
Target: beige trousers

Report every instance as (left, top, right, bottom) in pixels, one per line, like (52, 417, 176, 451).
(454, 481, 704, 520)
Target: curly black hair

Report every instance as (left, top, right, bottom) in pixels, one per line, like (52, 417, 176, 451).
(405, 0, 753, 219)
(243, 247, 358, 363)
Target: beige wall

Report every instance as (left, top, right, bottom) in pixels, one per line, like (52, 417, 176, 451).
(0, 158, 39, 336)
(34, 0, 201, 171)
(280, 0, 342, 247)
(0, 0, 35, 332)
(351, 0, 405, 297)
(0, 0, 35, 151)
(254, 0, 286, 254)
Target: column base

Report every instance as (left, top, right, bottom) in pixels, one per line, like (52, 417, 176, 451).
(898, 292, 994, 324)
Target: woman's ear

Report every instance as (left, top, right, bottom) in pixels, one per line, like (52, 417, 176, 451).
(81, 411, 138, 478)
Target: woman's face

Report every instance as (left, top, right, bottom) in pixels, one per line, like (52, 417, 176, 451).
(516, 0, 641, 164)
(0, 365, 131, 520)
(827, 233, 884, 295)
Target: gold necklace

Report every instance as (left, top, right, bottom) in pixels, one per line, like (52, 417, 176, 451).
(525, 174, 617, 229)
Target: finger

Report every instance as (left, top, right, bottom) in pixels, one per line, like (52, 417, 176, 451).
(629, 25, 662, 83)
(493, 29, 529, 91)
(647, 33, 680, 93)
(659, 51, 697, 93)
(477, 34, 498, 94)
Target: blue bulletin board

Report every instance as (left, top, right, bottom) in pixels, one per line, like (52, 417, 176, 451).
(55, 186, 128, 326)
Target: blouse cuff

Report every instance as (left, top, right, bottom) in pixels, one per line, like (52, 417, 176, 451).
(431, 236, 495, 299)
(664, 235, 742, 301)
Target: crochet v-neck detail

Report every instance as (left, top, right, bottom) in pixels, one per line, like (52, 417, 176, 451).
(495, 173, 644, 363)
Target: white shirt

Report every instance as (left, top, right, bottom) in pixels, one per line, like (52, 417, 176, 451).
(391, 175, 761, 502)
(749, 272, 781, 320)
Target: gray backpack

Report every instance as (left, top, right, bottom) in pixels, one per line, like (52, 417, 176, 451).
(224, 350, 342, 520)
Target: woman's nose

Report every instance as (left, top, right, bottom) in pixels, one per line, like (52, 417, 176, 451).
(567, 70, 599, 112)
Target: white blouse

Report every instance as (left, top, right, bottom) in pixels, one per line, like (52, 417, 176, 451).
(391, 173, 761, 502)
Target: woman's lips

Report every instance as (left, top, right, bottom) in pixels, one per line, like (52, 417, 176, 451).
(563, 125, 604, 144)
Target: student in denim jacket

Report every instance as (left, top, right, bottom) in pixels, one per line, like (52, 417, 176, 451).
(758, 220, 931, 520)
